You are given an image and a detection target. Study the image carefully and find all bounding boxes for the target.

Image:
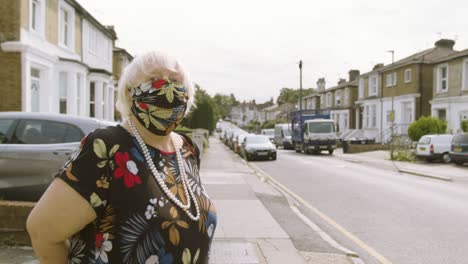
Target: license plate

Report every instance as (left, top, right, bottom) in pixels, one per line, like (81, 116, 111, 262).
(419, 147, 426, 151)
(454, 147, 462, 152)
(257, 152, 268, 156)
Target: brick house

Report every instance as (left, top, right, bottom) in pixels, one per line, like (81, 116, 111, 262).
(356, 39, 458, 142)
(0, 0, 117, 120)
(430, 49, 468, 133)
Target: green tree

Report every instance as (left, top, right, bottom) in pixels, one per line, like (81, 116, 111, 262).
(407, 116, 447, 142)
(276, 87, 315, 105)
(183, 84, 217, 132)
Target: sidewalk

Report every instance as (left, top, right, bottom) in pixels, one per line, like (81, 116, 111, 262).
(0, 137, 356, 264)
(334, 149, 467, 181)
(201, 138, 307, 264)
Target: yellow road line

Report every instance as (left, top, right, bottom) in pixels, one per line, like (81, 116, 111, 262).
(249, 162, 394, 264)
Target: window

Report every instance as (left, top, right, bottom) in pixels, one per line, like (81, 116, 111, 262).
(89, 28, 98, 53)
(59, 72, 68, 114)
(90, 82, 95, 117)
(343, 113, 348, 130)
(365, 106, 369, 128)
(320, 95, 324, 106)
(30, 0, 44, 34)
(359, 79, 364, 98)
(14, 120, 83, 144)
(76, 74, 82, 115)
(0, 119, 14, 144)
(30, 67, 41, 112)
(335, 91, 341, 106)
(463, 60, 468, 90)
(369, 76, 378, 96)
(437, 64, 448, 93)
(59, 3, 74, 48)
(371, 105, 376, 128)
(344, 89, 349, 105)
(405, 69, 412, 83)
(437, 109, 447, 122)
(326, 93, 332, 107)
(386, 72, 397, 87)
(386, 110, 394, 123)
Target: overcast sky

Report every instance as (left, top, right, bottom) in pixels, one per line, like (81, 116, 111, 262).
(77, 0, 468, 103)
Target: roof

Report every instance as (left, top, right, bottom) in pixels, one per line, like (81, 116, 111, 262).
(379, 46, 458, 72)
(434, 49, 468, 64)
(66, 0, 118, 40)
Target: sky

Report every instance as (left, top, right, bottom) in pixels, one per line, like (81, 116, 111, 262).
(77, 0, 468, 103)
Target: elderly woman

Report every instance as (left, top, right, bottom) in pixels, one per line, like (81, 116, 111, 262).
(27, 51, 217, 264)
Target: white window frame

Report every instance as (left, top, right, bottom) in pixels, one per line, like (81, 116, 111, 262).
(405, 69, 412, 83)
(462, 59, 468, 91)
(371, 105, 377, 128)
(386, 72, 397, 87)
(30, 0, 46, 36)
(335, 91, 341, 106)
(59, 72, 68, 114)
(359, 79, 364, 98)
(437, 64, 449, 93)
(58, 1, 75, 50)
(369, 75, 378, 96)
(344, 88, 349, 105)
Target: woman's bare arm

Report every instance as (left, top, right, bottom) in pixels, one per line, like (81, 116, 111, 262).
(27, 178, 97, 264)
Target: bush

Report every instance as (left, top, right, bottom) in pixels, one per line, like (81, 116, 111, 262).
(407, 116, 447, 142)
(462, 120, 468, 132)
(391, 150, 415, 162)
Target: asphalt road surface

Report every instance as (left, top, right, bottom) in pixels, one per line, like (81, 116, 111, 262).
(252, 149, 468, 264)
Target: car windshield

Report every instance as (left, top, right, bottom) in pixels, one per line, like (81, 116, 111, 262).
(308, 122, 335, 133)
(247, 136, 269, 144)
(418, 136, 431, 144)
(452, 134, 468, 144)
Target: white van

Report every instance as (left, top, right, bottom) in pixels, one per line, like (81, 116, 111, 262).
(416, 134, 454, 163)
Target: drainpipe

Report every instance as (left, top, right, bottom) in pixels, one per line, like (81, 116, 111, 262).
(419, 54, 425, 119)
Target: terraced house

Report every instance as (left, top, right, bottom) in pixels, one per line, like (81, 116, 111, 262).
(0, 0, 118, 120)
(430, 49, 468, 133)
(355, 39, 458, 142)
(328, 70, 359, 133)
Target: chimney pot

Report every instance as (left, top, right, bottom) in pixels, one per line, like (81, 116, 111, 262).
(348, 70, 360, 82)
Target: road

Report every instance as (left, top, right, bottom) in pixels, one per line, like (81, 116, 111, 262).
(252, 149, 468, 264)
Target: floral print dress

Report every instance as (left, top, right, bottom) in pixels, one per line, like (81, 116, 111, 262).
(57, 125, 217, 264)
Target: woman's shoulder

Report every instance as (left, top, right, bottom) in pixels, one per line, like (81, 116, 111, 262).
(86, 125, 129, 144)
(174, 132, 201, 166)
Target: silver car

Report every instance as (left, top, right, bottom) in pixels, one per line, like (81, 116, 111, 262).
(0, 112, 116, 201)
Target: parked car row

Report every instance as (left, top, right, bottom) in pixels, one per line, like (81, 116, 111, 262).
(217, 121, 277, 161)
(415, 133, 468, 166)
(0, 112, 117, 201)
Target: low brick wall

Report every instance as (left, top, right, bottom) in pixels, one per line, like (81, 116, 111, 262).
(0, 201, 34, 246)
(344, 144, 390, 154)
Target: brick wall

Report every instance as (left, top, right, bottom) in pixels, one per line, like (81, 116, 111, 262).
(0, 52, 22, 111)
(0, 201, 35, 246)
(0, 0, 21, 42)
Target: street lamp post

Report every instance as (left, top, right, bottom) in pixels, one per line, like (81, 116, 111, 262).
(299, 60, 303, 111)
(387, 50, 395, 159)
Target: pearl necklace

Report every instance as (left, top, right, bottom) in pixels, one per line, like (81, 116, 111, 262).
(128, 120, 200, 221)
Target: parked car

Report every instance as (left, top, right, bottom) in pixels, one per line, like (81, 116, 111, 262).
(241, 135, 277, 161)
(415, 134, 453, 163)
(261, 128, 276, 145)
(233, 131, 248, 154)
(0, 112, 116, 201)
(235, 133, 251, 154)
(450, 133, 468, 166)
(274, 123, 293, 149)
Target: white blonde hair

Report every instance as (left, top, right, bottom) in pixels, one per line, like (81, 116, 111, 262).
(116, 50, 194, 119)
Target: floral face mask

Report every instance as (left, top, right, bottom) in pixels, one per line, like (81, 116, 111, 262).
(130, 78, 188, 136)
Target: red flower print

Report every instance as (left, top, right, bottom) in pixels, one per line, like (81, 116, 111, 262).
(152, 79, 167, 89)
(95, 233, 104, 248)
(80, 136, 87, 147)
(114, 152, 142, 188)
(138, 102, 148, 110)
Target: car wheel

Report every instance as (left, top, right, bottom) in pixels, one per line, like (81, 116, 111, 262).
(272, 155, 277, 160)
(441, 153, 451, 164)
(328, 149, 334, 155)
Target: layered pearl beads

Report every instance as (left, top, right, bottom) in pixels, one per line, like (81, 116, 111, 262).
(128, 120, 200, 221)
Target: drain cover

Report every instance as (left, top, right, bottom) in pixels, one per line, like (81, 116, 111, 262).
(210, 242, 260, 264)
